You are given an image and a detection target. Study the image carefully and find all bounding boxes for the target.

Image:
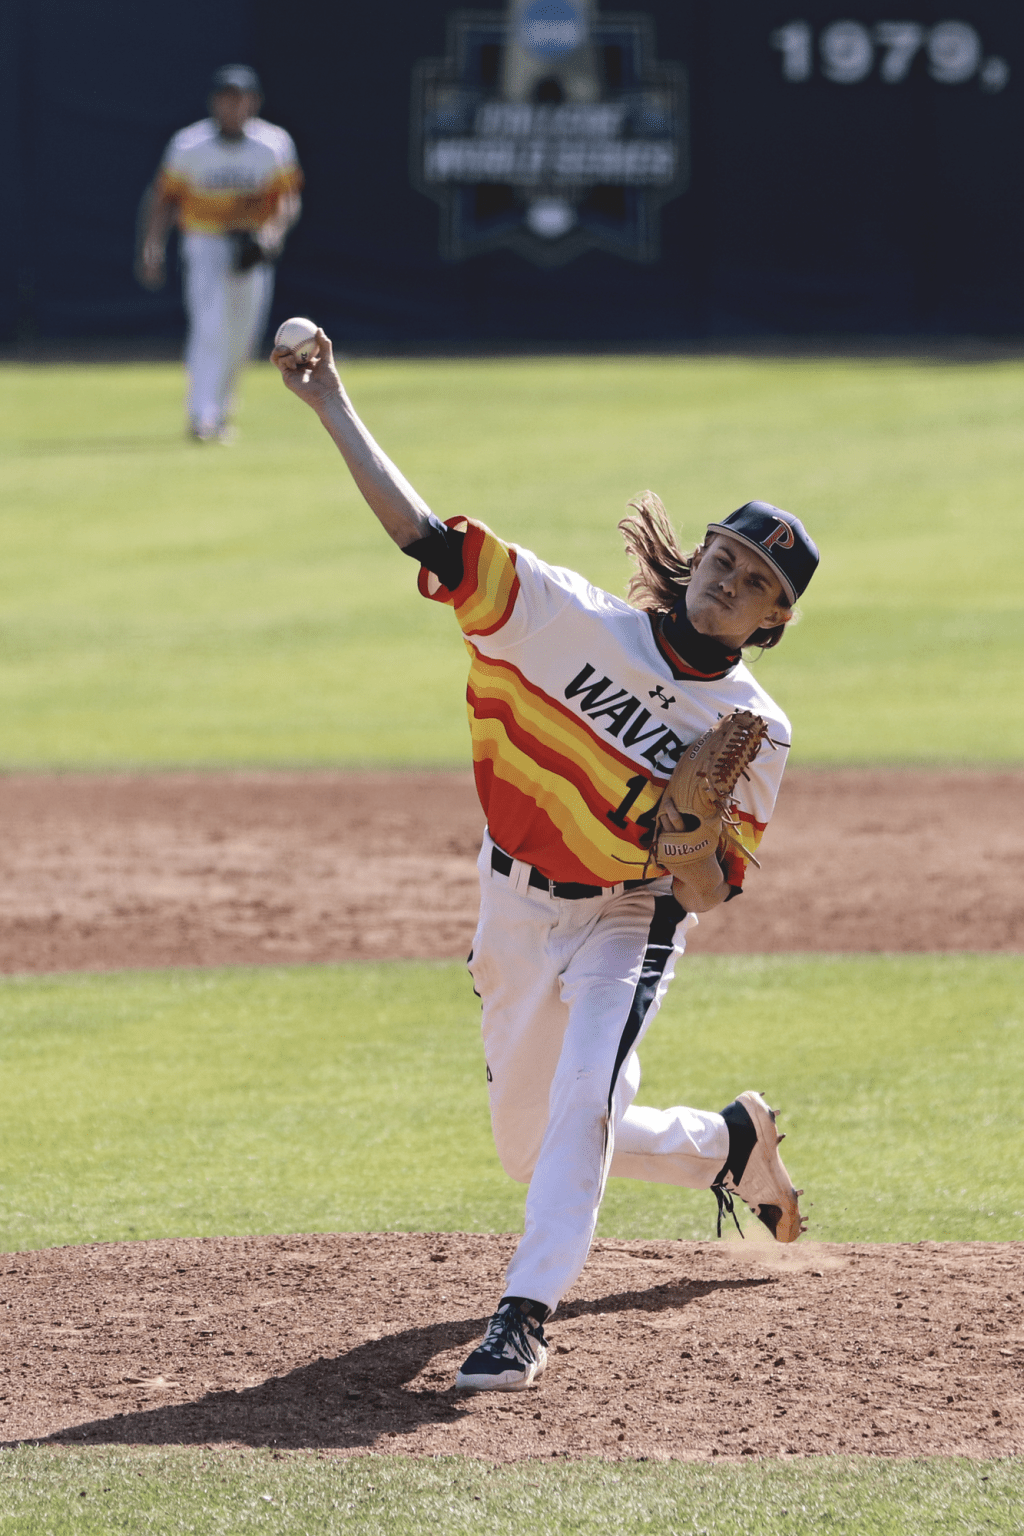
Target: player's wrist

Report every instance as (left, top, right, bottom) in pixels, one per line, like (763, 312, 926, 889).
(670, 872, 728, 913)
(314, 388, 353, 427)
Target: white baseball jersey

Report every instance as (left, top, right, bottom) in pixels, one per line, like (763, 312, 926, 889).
(419, 516, 791, 889)
(157, 117, 302, 233)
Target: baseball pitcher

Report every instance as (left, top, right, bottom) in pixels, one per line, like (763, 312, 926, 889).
(272, 329, 820, 1393)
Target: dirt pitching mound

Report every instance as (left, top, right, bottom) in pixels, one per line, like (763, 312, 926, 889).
(4, 1233, 1021, 1461)
(0, 768, 1020, 973)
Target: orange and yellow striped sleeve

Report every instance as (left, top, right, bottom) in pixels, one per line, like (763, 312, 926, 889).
(417, 518, 521, 637)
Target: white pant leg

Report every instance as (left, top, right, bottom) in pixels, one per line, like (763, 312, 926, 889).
(503, 885, 690, 1312)
(470, 834, 731, 1316)
(468, 837, 567, 1186)
(610, 1101, 728, 1187)
(182, 234, 231, 430)
(222, 257, 273, 406)
(182, 233, 274, 430)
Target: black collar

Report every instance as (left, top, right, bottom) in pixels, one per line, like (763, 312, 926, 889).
(653, 602, 740, 681)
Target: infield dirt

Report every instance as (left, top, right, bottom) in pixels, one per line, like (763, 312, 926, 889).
(0, 767, 1020, 972)
(2, 768, 1021, 1460)
(4, 1233, 1022, 1459)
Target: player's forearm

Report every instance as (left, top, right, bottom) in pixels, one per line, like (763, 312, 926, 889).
(136, 187, 177, 290)
(315, 392, 435, 547)
(261, 192, 301, 251)
(278, 191, 301, 233)
(140, 188, 176, 253)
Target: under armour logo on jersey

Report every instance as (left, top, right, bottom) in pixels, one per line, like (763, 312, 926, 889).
(762, 518, 796, 553)
(649, 685, 676, 709)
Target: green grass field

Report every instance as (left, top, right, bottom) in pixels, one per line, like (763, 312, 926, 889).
(1, 356, 1022, 767)
(1, 1447, 1021, 1535)
(2, 954, 1021, 1253)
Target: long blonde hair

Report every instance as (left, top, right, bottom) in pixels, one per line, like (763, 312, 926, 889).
(618, 491, 791, 651)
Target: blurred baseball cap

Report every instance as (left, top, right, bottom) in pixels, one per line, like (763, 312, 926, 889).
(210, 64, 263, 94)
(705, 501, 819, 604)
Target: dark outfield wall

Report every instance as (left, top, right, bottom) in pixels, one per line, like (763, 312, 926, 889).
(2, 0, 1021, 345)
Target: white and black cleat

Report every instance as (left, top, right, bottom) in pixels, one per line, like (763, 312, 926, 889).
(712, 1089, 804, 1242)
(454, 1297, 549, 1392)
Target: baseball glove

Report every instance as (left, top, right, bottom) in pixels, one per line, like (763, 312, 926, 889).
(650, 710, 772, 901)
(230, 231, 267, 273)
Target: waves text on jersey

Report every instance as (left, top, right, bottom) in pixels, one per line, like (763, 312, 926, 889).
(564, 664, 687, 774)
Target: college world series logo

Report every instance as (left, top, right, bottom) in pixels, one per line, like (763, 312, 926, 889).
(411, 1, 688, 265)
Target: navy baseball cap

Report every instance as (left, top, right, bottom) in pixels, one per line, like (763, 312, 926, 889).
(705, 501, 819, 605)
(210, 64, 262, 94)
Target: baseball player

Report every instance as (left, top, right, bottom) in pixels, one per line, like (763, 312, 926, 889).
(138, 64, 303, 441)
(272, 329, 820, 1393)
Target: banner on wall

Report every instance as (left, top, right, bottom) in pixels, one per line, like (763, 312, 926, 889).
(5, 1, 1022, 343)
(410, 1, 688, 265)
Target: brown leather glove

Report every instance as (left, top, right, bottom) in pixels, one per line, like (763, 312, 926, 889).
(651, 710, 772, 908)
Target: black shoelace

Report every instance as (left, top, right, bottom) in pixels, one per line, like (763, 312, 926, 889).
(480, 1303, 543, 1363)
(713, 1183, 745, 1239)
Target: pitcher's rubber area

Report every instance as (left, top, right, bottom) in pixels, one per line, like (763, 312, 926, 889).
(3, 1232, 1021, 1459)
(0, 768, 1020, 973)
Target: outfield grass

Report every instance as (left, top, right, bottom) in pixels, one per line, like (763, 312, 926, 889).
(1, 1447, 1021, 1535)
(2, 954, 1020, 1254)
(1, 357, 1021, 768)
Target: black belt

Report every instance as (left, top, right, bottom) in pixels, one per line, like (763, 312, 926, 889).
(490, 845, 650, 900)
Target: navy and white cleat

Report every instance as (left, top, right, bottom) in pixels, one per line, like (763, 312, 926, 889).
(454, 1297, 549, 1392)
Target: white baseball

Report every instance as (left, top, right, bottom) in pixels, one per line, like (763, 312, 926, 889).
(274, 316, 320, 362)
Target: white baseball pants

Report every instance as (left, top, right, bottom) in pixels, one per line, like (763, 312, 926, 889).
(468, 832, 730, 1316)
(181, 232, 274, 433)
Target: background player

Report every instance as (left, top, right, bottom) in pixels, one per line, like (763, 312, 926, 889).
(272, 328, 820, 1394)
(138, 64, 302, 441)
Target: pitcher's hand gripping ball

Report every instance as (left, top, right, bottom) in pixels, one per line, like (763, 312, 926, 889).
(652, 710, 772, 899)
(273, 317, 320, 363)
